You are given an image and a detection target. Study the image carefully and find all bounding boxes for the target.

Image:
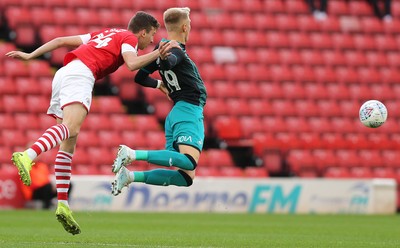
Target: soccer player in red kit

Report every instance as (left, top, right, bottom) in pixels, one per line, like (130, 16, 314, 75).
(6, 11, 174, 235)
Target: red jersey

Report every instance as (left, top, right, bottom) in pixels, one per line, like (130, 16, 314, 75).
(64, 28, 138, 80)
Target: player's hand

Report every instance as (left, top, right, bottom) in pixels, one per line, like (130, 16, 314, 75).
(158, 41, 171, 60)
(158, 82, 172, 101)
(158, 40, 181, 60)
(5, 51, 32, 60)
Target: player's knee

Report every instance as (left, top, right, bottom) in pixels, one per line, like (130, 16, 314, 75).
(178, 170, 194, 187)
(184, 153, 197, 170)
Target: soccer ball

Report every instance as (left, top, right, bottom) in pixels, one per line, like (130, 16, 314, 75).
(359, 100, 387, 128)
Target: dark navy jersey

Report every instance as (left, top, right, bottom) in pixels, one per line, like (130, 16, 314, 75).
(136, 41, 207, 107)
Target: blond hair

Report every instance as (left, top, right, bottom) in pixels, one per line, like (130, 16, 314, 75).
(163, 7, 191, 32)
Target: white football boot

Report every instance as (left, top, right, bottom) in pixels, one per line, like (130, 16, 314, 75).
(112, 145, 135, 173)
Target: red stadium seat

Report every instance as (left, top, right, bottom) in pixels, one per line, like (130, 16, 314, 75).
(279, 49, 302, 66)
(248, 99, 274, 117)
(195, 166, 221, 177)
(312, 149, 337, 172)
(328, 0, 350, 16)
(303, 83, 328, 100)
(262, 116, 287, 133)
(263, 0, 286, 14)
(212, 81, 237, 99)
(296, 15, 320, 33)
(321, 133, 347, 149)
(287, 149, 315, 174)
(15, 77, 41, 95)
(121, 130, 148, 149)
(14, 113, 40, 131)
(281, 81, 306, 99)
(97, 130, 123, 148)
(0, 114, 16, 131)
(353, 34, 377, 50)
(349, 1, 374, 16)
(276, 14, 298, 31)
(310, 33, 334, 50)
(231, 13, 255, 30)
(206, 149, 235, 168)
(271, 99, 296, 116)
(358, 150, 384, 168)
(3, 95, 27, 113)
(244, 167, 269, 178)
(77, 130, 101, 148)
(225, 64, 248, 81)
(189, 46, 213, 64)
(145, 131, 166, 150)
(300, 50, 324, 66)
(1, 130, 28, 147)
(239, 116, 264, 138)
(360, 17, 384, 34)
(386, 52, 400, 67)
(255, 48, 280, 65)
(345, 51, 368, 67)
(131, 115, 161, 132)
(314, 66, 337, 83)
(365, 51, 389, 68)
(242, 0, 264, 13)
(92, 96, 125, 114)
(260, 150, 283, 174)
(288, 32, 313, 49)
(226, 98, 251, 116)
(316, 100, 341, 117)
(254, 14, 278, 31)
(308, 117, 333, 134)
(151, 100, 173, 120)
(82, 114, 112, 131)
(203, 98, 229, 119)
(350, 167, 373, 179)
(372, 167, 396, 179)
(323, 167, 350, 178)
(0, 77, 17, 95)
(375, 34, 398, 52)
(294, 99, 319, 117)
(219, 167, 244, 177)
(266, 32, 290, 49)
(336, 150, 360, 168)
(235, 81, 262, 99)
(286, 117, 310, 133)
(87, 147, 116, 167)
(208, 13, 233, 30)
(381, 150, 400, 168)
(212, 116, 242, 140)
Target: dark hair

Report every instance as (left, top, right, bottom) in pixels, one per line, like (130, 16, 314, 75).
(128, 11, 160, 33)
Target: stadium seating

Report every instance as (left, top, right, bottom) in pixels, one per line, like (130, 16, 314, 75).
(1, 0, 400, 206)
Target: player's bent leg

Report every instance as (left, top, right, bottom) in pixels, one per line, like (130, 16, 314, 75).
(11, 151, 34, 186)
(55, 202, 81, 235)
(111, 168, 194, 196)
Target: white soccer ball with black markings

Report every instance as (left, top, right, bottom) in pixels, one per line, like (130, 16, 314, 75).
(359, 100, 387, 128)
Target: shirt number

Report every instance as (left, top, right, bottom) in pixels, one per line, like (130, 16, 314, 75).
(91, 33, 115, 48)
(161, 70, 181, 92)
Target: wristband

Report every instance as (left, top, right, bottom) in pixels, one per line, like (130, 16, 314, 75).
(156, 80, 162, 89)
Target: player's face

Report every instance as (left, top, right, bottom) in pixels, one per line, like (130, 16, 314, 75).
(138, 27, 157, 50)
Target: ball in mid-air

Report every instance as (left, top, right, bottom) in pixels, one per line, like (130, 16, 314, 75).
(359, 100, 387, 128)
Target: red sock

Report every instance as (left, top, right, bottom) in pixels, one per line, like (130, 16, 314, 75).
(55, 151, 72, 205)
(31, 124, 70, 157)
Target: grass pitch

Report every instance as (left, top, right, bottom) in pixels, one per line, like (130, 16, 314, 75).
(0, 210, 399, 248)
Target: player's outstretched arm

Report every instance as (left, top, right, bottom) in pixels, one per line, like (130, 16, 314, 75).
(5, 35, 83, 60)
(123, 41, 175, 71)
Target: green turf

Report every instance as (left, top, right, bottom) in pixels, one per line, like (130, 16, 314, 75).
(0, 210, 399, 248)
